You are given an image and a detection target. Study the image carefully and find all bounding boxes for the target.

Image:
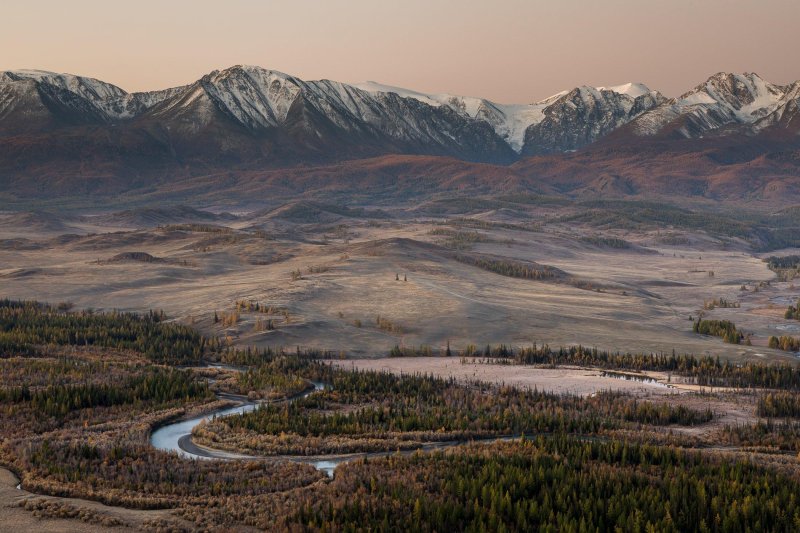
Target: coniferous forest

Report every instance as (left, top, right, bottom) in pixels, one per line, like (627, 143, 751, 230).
(2, 299, 800, 531)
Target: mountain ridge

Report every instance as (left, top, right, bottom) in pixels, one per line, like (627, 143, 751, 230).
(1, 65, 799, 207)
(3, 65, 797, 154)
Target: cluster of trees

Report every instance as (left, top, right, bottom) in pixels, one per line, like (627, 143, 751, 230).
(765, 255, 800, 281)
(213, 345, 338, 367)
(766, 255, 800, 271)
(703, 297, 740, 310)
(429, 228, 489, 250)
(160, 223, 232, 234)
(252, 317, 275, 332)
(0, 299, 204, 364)
(375, 315, 403, 334)
(580, 235, 630, 249)
(769, 336, 800, 352)
(235, 359, 312, 399)
(197, 367, 712, 456)
(721, 420, 800, 451)
(611, 395, 712, 426)
(453, 254, 563, 281)
(693, 319, 744, 344)
(0, 369, 210, 417)
(215, 310, 239, 327)
(216, 302, 292, 331)
(784, 299, 800, 320)
(232, 300, 288, 316)
(389, 344, 436, 357)
(288, 436, 800, 532)
(757, 391, 800, 418)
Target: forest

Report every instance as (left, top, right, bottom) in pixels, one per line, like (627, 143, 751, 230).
(286, 437, 800, 532)
(4, 299, 800, 530)
(0, 368, 210, 417)
(193, 367, 712, 456)
(0, 299, 204, 364)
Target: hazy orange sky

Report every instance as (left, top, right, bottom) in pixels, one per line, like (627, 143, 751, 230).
(3, 0, 798, 103)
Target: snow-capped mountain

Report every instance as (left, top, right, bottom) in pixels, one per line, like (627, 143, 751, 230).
(752, 81, 800, 133)
(138, 65, 516, 162)
(0, 69, 124, 133)
(1, 69, 128, 116)
(0, 69, 185, 132)
(1, 65, 798, 173)
(354, 80, 664, 154)
(354, 81, 549, 152)
(520, 85, 666, 155)
(0, 65, 665, 158)
(624, 72, 798, 138)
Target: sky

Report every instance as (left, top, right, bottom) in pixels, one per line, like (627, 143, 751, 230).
(2, 0, 799, 103)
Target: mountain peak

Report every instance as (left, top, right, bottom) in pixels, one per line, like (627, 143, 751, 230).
(597, 82, 653, 98)
(681, 72, 781, 106)
(215, 64, 295, 79)
(3, 68, 59, 80)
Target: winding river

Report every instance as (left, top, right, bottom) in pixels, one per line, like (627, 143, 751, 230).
(150, 375, 516, 477)
(150, 381, 351, 476)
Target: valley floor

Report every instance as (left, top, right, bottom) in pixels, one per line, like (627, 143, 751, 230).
(2, 199, 800, 530)
(1, 200, 797, 363)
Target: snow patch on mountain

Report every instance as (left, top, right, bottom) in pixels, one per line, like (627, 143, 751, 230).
(355, 81, 551, 152)
(2, 69, 128, 119)
(597, 82, 653, 99)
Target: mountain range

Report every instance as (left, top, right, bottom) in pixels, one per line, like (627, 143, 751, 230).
(1, 65, 799, 206)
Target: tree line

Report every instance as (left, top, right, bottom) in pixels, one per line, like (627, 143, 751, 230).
(0, 369, 210, 417)
(436, 343, 800, 390)
(0, 299, 204, 364)
(453, 254, 564, 281)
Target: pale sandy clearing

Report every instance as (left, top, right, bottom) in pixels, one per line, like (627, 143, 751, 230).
(329, 357, 683, 396)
